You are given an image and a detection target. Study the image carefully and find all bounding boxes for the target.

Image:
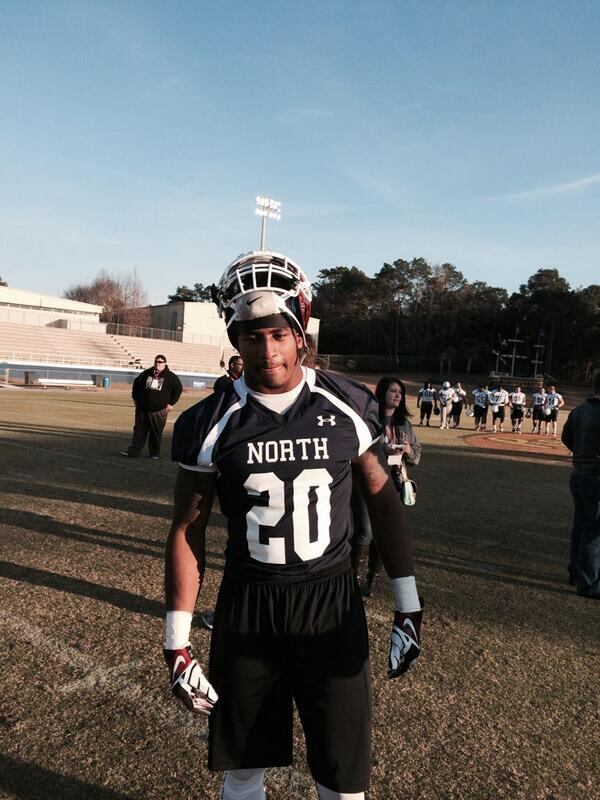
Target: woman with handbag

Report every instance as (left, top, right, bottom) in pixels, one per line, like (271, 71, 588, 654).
(351, 376, 422, 596)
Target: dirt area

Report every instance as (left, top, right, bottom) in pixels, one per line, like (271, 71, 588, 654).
(0, 385, 598, 799)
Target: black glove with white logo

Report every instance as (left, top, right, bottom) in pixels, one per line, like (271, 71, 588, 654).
(388, 600, 424, 678)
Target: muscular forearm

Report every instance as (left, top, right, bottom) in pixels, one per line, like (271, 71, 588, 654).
(165, 521, 207, 611)
(165, 467, 216, 611)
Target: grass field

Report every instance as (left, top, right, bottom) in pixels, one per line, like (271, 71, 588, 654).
(0, 382, 598, 800)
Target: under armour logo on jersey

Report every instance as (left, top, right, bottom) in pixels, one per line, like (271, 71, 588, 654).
(317, 415, 336, 426)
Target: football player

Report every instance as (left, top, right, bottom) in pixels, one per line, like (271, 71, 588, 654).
(450, 382, 467, 428)
(417, 381, 437, 426)
(543, 385, 565, 437)
(489, 383, 510, 433)
(163, 251, 423, 800)
(472, 384, 490, 432)
(509, 386, 527, 433)
(531, 386, 547, 434)
(438, 381, 455, 429)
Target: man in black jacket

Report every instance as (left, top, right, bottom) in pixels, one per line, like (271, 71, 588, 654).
(561, 369, 600, 599)
(213, 355, 243, 393)
(121, 354, 183, 459)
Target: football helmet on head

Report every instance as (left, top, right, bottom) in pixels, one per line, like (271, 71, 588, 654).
(215, 251, 312, 345)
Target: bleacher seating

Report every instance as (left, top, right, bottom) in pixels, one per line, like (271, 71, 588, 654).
(112, 334, 236, 373)
(0, 320, 236, 374)
(0, 321, 129, 366)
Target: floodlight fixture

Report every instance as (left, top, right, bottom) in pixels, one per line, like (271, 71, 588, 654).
(254, 195, 282, 249)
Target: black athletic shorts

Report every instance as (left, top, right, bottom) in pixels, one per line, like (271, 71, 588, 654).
(208, 563, 372, 793)
(492, 407, 505, 421)
(511, 407, 524, 420)
(473, 405, 487, 420)
(532, 407, 544, 421)
(547, 409, 558, 422)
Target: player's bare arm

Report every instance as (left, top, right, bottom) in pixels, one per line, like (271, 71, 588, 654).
(165, 466, 217, 611)
(163, 466, 218, 715)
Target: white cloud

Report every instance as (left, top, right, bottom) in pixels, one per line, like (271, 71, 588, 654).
(482, 172, 600, 201)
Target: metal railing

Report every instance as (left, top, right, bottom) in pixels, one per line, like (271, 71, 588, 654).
(107, 322, 226, 347)
(0, 307, 104, 331)
(0, 350, 220, 375)
(0, 350, 128, 369)
(0, 309, 228, 347)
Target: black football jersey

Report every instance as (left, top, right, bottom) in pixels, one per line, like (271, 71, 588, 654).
(172, 369, 381, 582)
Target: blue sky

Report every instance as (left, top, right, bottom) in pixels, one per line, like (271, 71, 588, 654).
(1, 1, 599, 304)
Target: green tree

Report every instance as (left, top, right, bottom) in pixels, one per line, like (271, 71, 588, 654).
(372, 257, 431, 359)
(312, 267, 374, 353)
(511, 268, 573, 375)
(167, 283, 213, 303)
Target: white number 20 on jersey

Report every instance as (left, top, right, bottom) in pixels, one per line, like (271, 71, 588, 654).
(244, 468, 333, 563)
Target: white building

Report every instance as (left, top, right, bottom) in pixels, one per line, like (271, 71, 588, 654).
(148, 301, 320, 347)
(0, 286, 105, 332)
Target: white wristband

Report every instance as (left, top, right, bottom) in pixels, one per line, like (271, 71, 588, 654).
(390, 576, 421, 613)
(165, 610, 193, 650)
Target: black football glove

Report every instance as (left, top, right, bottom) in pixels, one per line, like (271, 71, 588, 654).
(388, 600, 424, 678)
(163, 645, 218, 715)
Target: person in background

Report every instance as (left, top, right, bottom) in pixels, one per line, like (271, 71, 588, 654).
(438, 381, 455, 430)
(351, 376, 421, 597)
(543, 385, 565, 438)
(531, 385, 547, 434)
(417, 380, 436, 426)
(472, 384, 490, 432)
(213, 355, 244, 393)
(450, 382, 467, 428)
(489, 383, 510, 433)
(121, 354, 182, 459)
(561, 370, 600, 599)
(509, 385, 527, 433)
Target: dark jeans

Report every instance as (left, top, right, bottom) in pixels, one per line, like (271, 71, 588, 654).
(127, 407, 168, 457)
(569, 473, 600, 596)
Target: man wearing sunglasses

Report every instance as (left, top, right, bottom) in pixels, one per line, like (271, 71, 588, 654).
(121, 354, 183, 459)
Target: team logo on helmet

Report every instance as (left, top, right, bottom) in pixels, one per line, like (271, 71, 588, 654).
(215, 251, 312, 344)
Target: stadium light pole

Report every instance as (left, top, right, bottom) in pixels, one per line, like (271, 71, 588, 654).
(255, 195, 281, 250)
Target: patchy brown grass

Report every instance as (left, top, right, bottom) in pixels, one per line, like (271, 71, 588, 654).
(0, 385, 598, 800)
